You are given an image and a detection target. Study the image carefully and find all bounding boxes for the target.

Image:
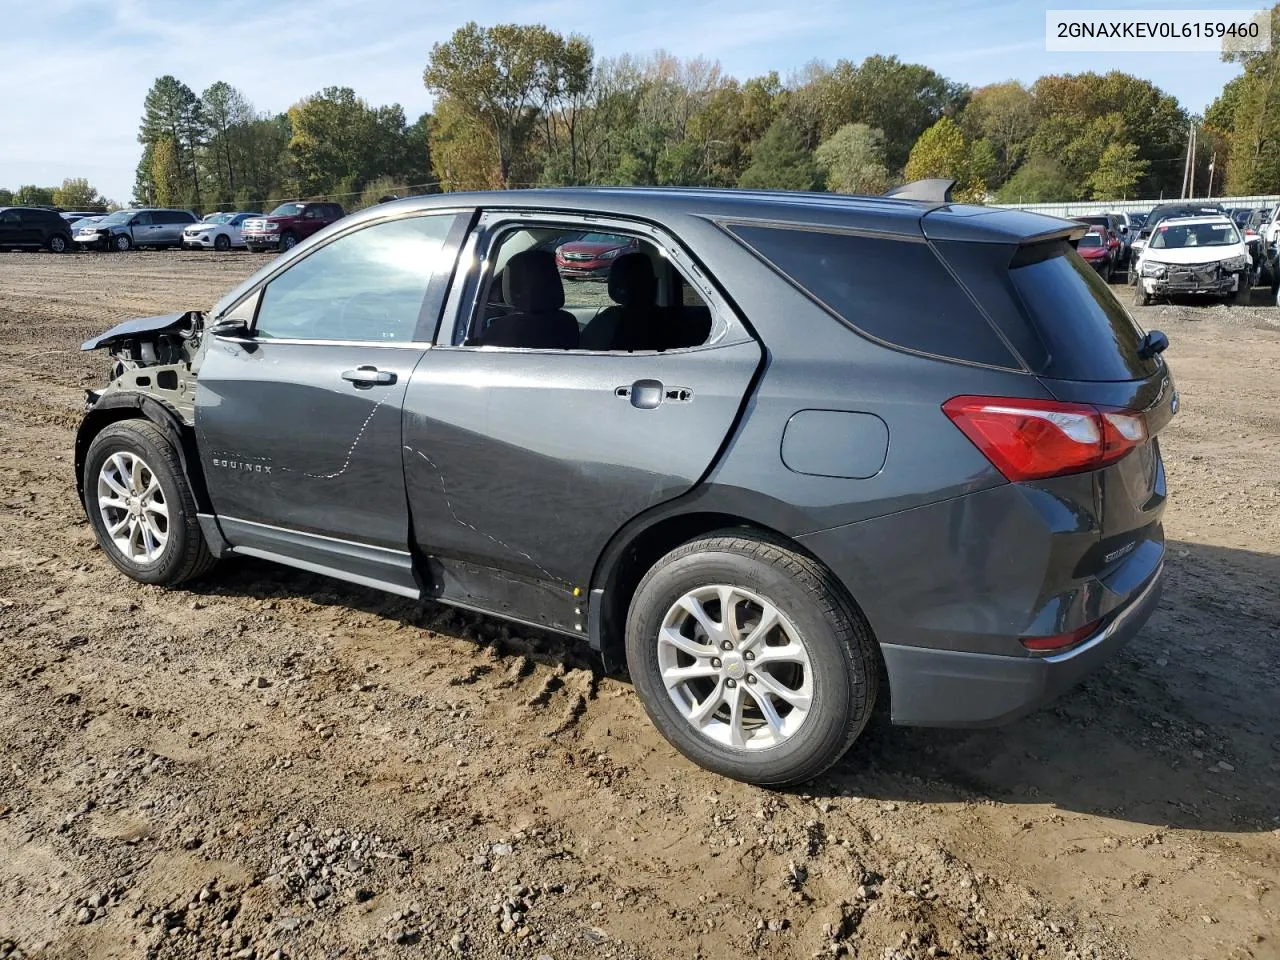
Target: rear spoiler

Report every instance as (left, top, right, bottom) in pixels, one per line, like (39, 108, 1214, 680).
(81, 311, 203, 351)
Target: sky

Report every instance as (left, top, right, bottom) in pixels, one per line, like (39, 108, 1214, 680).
(0, 0, 1255, 203)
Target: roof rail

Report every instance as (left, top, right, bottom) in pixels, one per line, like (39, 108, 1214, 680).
(883, 179, 955, 203)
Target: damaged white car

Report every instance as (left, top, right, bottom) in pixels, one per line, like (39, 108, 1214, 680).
(1134, 215, 1254, 306)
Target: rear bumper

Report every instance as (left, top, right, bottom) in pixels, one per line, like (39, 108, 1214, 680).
(880, 561, 1163, 727)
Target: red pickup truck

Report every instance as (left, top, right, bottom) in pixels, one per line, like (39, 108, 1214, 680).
(241, 202, 346, 252)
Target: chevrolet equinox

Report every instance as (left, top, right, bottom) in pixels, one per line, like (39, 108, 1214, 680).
(75, 183, 1174, 785)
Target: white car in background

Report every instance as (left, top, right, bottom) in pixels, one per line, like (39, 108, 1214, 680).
(1134, 215, 1253, 305)
(181, 211, 259, 251)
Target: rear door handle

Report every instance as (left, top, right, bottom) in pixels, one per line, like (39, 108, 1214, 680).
(615, 379, 693, 410)
(342, 365, 396, 386)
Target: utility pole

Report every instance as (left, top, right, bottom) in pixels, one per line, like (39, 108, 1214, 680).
(1207, 152, 1216, 198)
(1181, 120, 1194, 199)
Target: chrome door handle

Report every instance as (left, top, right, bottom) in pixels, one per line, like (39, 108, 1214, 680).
(341, 365, 396, 386)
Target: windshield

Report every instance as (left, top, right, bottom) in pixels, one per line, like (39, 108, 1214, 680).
(202, 213, 233, 224)
(94, 211, 133, 226)
(269, 203, 305, 217)
(1078, 233, 1103, 248)
(576, 232, 628, 245)
(1150, 222, 1240, 249)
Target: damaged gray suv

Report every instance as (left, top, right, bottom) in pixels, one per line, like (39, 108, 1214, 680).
(75, 183, 1174, 785)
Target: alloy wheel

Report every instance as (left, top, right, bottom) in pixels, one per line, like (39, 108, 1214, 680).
(97, 451, 168, 563)
(657, 584, 813, 751)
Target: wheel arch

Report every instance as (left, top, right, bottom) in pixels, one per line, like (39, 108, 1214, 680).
(587, 495, 876, 676)
(75, 393, 211, 515)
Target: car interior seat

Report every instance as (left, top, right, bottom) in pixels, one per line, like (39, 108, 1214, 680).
(476, 250, 579, 349)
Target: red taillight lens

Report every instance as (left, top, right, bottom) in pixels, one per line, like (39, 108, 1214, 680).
(942, 396, 1147, 482)
(1020, 619, 1101, 652)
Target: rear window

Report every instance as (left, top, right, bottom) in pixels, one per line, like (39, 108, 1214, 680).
(727, 224, 1018, 368)
(933, 239, 1157, 382)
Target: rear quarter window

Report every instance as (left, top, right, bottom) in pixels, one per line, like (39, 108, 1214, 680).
(935, 239, 1158, 382)
(726, 223, 1019, 368)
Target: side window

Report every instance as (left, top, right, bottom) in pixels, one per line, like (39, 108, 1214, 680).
(0, 210, 20, 225)
(303, 207, 322, 220)
(463, 226, 715, 352)
(727, 224, 1017, 368)
(132, 212, 152, 226)
(252, 214, 455, 343)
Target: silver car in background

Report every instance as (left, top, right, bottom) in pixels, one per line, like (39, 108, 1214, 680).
(74, 209, 198, 252)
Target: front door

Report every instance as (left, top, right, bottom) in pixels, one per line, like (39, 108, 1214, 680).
(402, 214, 761, 630)
(195, 210, 465, 596)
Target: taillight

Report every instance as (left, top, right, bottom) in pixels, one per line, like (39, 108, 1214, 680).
(942, 396, 1148, 482)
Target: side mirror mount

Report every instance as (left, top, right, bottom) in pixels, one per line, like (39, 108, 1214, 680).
(210, 317, 252, 340)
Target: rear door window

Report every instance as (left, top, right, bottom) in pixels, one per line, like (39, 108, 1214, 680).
(726, 223, 1018, 368)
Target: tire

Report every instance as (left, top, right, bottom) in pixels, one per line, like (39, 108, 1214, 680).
(625, 532, 878, 786)
(279, 231, 298, 252)
(1135, 286, 1152, 306)
(1104, 260, 1114, 283)
(83, 420, 215, 586)
(47, 234, 70, 253)
(113, 233, 132, 252)
(1233, 273, 1253, 305)
(214, 233, 231, 251)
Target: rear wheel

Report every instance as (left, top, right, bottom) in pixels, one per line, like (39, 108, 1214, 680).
(626, 533, 877, 785)
(83, 420, 215, 586)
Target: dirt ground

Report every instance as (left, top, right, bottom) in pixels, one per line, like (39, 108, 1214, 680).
(0, 250, 1277, 960)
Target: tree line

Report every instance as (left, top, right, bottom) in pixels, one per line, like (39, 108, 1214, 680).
(8, 8, 1280, 213)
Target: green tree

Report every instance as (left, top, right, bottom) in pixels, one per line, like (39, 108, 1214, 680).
(287, 87, 412, 196)
(903, 117, 983, 200)
(737, 118, 823, 191)
(1088, 141, 1149, 199)
(0, 188, 12, 205)
(15, 185, 55, 206)
(993, 157, 1075, 203)
(1218, 6, 1280, 193)
(151, 138, 183, 206)
(137, 75, 205, 204)
(200, 81, 251, 199)
(959, 81, 1037, 182)
(424, 22, 564, 186)
(51, 178, 104, 208)
(814, 123, 889, 194)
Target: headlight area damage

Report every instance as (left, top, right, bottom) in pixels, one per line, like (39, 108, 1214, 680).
(81, 311, 205, 423)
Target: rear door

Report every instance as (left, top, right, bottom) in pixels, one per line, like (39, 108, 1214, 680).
(402, 211, 761, 626)
(195, 209, 468, 596)
(0, 209, 26, 246)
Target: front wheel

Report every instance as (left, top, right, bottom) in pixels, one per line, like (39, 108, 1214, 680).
(214, 233, 231, 251)
(48, 234, 69, 253)
(279, 232, 298, 252)
(1233, 273, 1253, 305)
(113, 233, 132, 252)
(626, 533, 878, 785)
(83, 420, 215, 586)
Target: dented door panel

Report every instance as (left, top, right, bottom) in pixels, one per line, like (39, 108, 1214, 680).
(194, 340, 427, 550)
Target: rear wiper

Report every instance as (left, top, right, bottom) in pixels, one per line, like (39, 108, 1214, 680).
(1138, 330, 1169, 359)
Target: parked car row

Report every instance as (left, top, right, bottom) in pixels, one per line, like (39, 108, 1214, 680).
(0, 202, 349, 254)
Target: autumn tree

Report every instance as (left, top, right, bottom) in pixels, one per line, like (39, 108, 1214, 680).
(815, 123, 889, 194)
(51, 178, 104, 209)
(959, 81, 1037, 182)
(1088, 142, 1149, 199)
(994, 157, 1075, 203)
(150, 139, 183, 206)
(424, 22, 565, 186)
(903, 117, 984, 200)
(288, 87, 413, 196)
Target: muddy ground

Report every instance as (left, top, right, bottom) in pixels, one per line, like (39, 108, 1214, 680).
(0, 250, 1277, 960)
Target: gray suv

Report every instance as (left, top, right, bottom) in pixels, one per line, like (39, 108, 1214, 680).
(74, 208, 198, 251)
(73, 183, 1173, 785)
